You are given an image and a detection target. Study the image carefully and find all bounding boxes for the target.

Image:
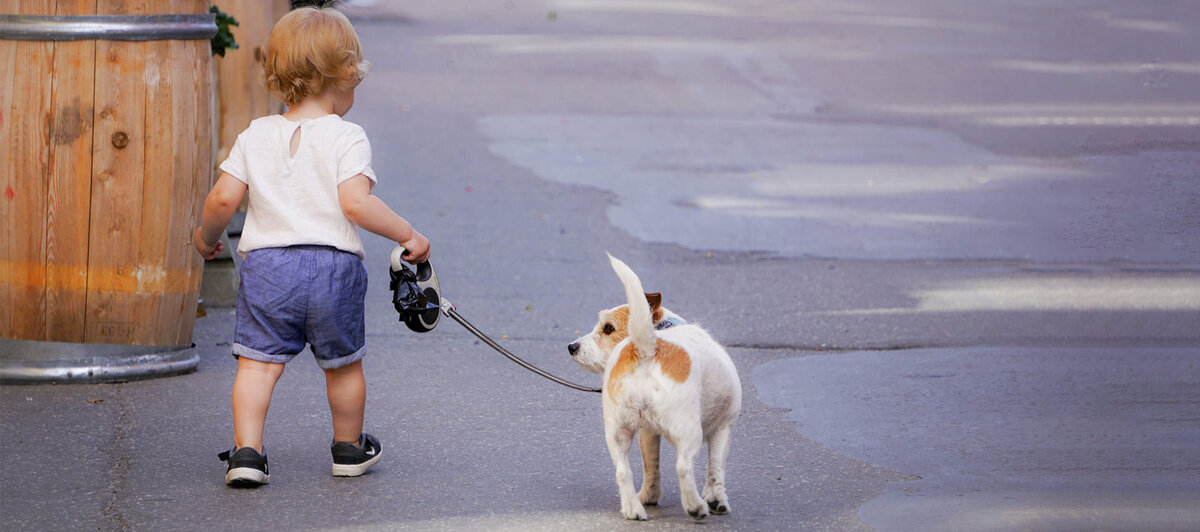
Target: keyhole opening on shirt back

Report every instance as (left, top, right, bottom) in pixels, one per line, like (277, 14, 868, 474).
(289, 126, 302, 157)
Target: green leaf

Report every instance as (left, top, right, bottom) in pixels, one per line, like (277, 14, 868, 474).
(210, 5, 240, 57)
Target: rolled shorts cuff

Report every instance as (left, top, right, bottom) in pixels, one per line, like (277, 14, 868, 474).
(315, 345, 366, 370)
(232, 343, 295, 365)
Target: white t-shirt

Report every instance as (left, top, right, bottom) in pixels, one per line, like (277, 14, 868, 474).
(220, 114, 378, 258)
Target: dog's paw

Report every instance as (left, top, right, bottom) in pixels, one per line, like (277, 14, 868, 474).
(637, 485, 660, 506)
(621, 501, 648, 521)
(687, 504, 710, 521)
(707, 498, 731, 515)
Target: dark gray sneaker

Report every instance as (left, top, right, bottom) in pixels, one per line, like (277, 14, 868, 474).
(330, 432, 382, 477)
(218, 447, 269, 487)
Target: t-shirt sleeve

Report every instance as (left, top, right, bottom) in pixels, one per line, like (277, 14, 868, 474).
(218, 132, 249, 184)
(338, 125, 378, 186)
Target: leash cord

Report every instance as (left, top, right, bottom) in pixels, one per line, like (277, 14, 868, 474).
(441, 300, 602, 393)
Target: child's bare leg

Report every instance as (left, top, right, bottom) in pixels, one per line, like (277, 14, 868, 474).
(232, 357, 286, 451)
(324, 360, 366, 443)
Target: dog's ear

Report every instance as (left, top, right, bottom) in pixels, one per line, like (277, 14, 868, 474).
(645, 292, 664, 322)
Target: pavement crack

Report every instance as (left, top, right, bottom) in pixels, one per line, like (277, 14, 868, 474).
(101, 386, 133, 532)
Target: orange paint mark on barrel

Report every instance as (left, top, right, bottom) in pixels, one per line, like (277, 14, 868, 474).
(1, 260, 193, 294)
(4, 186, 12, 200)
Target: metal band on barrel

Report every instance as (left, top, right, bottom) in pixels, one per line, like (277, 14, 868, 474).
(0, 14, 217, 41)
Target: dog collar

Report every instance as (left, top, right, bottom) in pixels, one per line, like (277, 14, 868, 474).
(655, 317, 687, 330)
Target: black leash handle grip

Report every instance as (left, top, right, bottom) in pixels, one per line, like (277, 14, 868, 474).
(442, 304, 602, 393)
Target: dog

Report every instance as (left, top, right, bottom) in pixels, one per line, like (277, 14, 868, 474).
(568, 254, 741, 521)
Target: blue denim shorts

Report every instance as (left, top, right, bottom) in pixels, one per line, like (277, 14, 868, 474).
(233, 246, 368, 369)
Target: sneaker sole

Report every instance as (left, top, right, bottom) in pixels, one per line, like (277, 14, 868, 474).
(226, 467, 269, 487)
(331, 451, 382, 477)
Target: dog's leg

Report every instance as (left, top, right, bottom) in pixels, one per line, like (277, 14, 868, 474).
(702, 425, 733, 514)
(606, 424, 647, 520)
(673, 429, 710, 520)
(636, 429, 661, 506)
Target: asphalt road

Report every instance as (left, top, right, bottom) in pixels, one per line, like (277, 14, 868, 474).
(3, 1, 1199, 530)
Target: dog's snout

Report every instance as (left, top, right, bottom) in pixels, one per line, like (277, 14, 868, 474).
(568, 342, 580, 356)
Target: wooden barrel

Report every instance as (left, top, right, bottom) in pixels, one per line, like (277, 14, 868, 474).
(0, 1, 216, 383)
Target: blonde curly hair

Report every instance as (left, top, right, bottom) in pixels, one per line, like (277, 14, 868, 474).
(263, 7, 369, 106)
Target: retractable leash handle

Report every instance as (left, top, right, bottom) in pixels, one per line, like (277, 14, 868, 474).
(389, 245, 441, 333)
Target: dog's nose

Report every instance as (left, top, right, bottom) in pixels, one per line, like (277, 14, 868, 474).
(568, 342, 580, 356)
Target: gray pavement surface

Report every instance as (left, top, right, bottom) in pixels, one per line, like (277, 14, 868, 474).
(4, 0, 1200, 530)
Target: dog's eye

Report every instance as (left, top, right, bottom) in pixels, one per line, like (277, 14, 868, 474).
(602, 323, 615, 335)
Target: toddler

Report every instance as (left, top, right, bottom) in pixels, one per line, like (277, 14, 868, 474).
(194, 4, 429, 487)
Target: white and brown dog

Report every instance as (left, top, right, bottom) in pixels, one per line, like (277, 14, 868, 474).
(568, 254, 741, 521)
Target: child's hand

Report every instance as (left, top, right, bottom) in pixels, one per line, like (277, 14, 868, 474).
(400, 233, 430, 264)
(194, 227, 225, 260)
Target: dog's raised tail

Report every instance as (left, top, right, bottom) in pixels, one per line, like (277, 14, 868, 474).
(608, 253, 656, 359)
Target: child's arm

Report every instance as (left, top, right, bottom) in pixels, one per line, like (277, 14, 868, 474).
(338, 174, 430, 263)
(193, 172, 248, 260)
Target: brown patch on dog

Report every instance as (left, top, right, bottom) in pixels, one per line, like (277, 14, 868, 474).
(646, 293, 664, 323)
(606, 339, 692, 396)
(656, 339, 691, 382)
(599, 306, 630, 351)
(606, 342, 640, 395)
